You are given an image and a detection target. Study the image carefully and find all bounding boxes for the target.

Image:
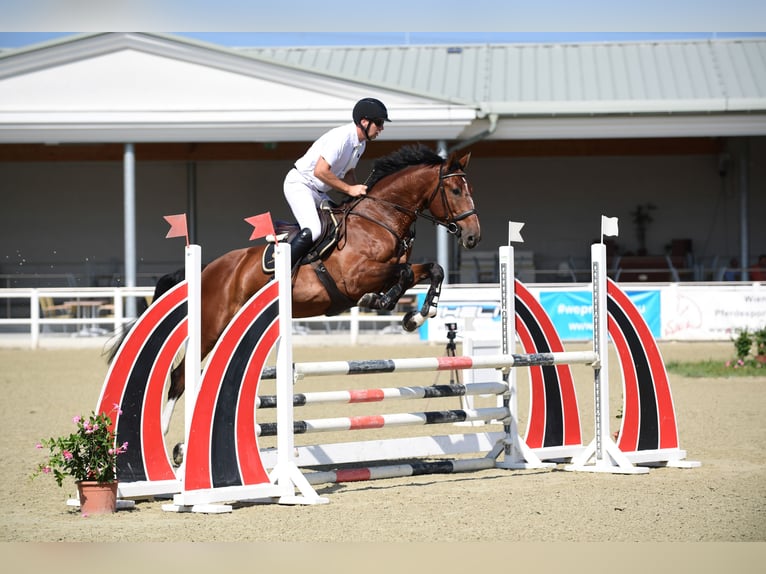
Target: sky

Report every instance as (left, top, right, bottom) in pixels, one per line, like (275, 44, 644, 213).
(2, 31, 766, 49)
(1, 0, 764, 49)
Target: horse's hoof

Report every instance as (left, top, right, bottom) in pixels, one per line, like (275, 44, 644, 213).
(357, 293, 374, 308)
(172, 442, 185, 466)
(402, 311, 424, 332)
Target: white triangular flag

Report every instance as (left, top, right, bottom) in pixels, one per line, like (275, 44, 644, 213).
(601, 215, 619, 238)
(508, 221, 524, 244)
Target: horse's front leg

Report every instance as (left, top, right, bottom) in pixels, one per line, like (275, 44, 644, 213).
(357, 264, 414, 312)
(356, 262, 443, 332)
(401, 262, 443, 332)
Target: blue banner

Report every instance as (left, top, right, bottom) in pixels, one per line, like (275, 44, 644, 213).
(538, 289, 661, 340)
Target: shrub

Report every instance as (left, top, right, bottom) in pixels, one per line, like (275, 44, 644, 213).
(733, 329, 753, 362)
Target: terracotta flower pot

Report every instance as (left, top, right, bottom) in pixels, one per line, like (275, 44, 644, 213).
(76, 480, 118, 515)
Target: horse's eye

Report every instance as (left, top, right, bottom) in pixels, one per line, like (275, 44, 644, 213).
(450, 186, 461, 196)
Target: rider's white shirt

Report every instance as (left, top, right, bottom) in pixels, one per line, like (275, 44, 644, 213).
(293, 122, 366, 192)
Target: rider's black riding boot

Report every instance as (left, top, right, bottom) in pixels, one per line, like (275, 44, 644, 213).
(289, 227, 314, 271)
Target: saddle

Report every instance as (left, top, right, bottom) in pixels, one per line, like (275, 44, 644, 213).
(261, 200, 346, 274)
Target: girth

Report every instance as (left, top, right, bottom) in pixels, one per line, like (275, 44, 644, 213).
(310, 261, 356, 316)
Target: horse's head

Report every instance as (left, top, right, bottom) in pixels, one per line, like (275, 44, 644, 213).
(427, 151, 481, 249)
(366, 145, 481, 249)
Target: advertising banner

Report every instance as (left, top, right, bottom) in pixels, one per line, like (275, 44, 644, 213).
(420, 285, 662, 342)
(539, 289, 661, 340)
(660, 285, 766, 340)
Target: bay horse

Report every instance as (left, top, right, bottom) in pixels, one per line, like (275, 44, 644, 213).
(110, 144, 481, 433)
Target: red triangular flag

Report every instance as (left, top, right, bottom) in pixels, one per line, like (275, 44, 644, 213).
(163, 214, 189, 246)
(245, 212, 276, 242)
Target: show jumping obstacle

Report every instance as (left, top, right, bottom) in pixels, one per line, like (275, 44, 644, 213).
(96, 216, 697, 512)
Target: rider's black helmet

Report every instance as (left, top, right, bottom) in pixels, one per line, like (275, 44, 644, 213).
(352, 98, 391, 125)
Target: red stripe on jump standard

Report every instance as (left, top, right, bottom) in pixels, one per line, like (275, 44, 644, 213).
(348, 415, 386, 430)
(608, 316, 640, 452)
(348, 389, 386, 403)
(436, 356, 474, 370)
(142, 320, 187, 481)
(98, 282, 187, 429)
(334, 468, 373, 482)
(514, 314, 547, 448)
(237, 316, 279, 485)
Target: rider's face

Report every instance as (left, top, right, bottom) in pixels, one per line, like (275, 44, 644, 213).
(365, 118, 385, 139)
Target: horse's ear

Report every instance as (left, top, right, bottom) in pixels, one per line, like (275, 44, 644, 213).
(447, 151, 471, 171)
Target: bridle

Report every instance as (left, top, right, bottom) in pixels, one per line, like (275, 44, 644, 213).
(344, 163, 477, 253)
(420, 164, 477, 235)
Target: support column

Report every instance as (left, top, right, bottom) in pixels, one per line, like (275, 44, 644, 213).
(123, 143, 137, 318)
(738, 142, 750, 281)
(187, 161, 198, 245)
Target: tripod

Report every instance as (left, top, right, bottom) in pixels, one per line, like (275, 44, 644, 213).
(445, 322, 460, 385)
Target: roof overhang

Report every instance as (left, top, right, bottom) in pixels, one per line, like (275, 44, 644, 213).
(0, 106, 476, 144)
(0, 33, 476, 144)
(458, 112, 766, 140)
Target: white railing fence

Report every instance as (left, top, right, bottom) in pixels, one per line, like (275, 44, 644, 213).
(0, 287, 420, 349)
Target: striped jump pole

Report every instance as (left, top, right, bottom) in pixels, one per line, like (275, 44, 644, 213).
(255, 381, 508, 408)
(256, 407, 511, 436)
(290, 351, 597, 378)
(304, 455, 501, 486)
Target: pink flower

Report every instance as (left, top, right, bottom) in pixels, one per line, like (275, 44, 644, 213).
(42, 466, 51, 474)
(63, 450, 73, 460)
(35, 443, 42, 449)
(725, 360, 731, 367)
(73, 415, 81, 424)
(113, 403, 123, 416)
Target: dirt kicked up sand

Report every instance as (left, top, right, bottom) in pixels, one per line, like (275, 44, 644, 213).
(0, 340, 764, 570)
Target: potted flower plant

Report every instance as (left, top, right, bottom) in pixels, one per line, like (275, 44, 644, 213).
(33, 406, 127, 515)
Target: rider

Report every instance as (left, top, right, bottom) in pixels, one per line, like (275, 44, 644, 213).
(283, 97, 390, 267)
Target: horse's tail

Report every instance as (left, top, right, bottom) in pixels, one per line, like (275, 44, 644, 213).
(103, 266, 192, 364)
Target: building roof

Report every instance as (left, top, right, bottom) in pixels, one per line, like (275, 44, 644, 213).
(1, 33, 765, 144)
(240, 38, 766, 115)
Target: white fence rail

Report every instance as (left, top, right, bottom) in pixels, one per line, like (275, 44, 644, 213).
(0, 287, 419, 349)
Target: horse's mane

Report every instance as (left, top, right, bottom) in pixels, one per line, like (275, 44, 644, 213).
(366, 144, 444, 189)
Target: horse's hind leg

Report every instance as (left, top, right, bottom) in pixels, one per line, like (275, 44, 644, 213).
(402, 262, 444, 332)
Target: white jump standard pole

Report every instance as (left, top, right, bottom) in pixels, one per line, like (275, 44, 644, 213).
(267, 241, 329, 504)
(496, 221, 553, 469)
(565, 219, 648, 474)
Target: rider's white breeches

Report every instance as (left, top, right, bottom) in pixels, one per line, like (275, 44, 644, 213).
(284, 169, 325, 241)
